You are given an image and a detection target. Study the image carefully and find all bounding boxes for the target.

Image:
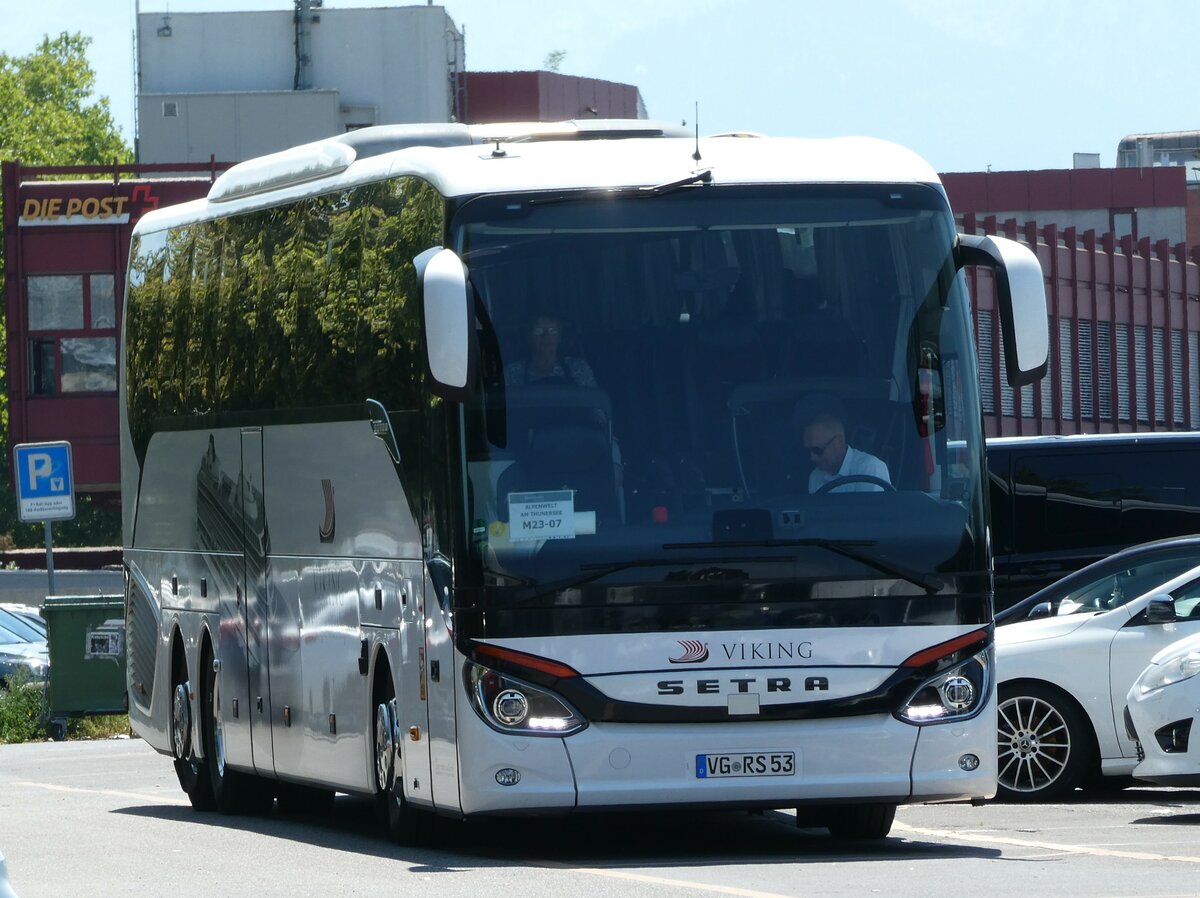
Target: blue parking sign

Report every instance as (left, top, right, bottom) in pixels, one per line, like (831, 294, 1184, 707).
(14, 441, 75, 522)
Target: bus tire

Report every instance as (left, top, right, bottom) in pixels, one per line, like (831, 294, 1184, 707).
(203, 648, 272, 815)
(374, 674, 421, 844)
(171, 652, 214, 811)
(824, 803, 896, 840)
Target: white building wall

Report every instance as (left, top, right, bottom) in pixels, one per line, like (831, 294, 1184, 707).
(138, 91, 340, 164)
(971, 207, 1187, 245)
(137, 6, 464, 163)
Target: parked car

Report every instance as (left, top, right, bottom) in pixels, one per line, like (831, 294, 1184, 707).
(0, 610, 48, 687)
(0, 605, 45, 638)
(0, 607, 46, 642)
(995, 561, 1200, 801)
(1125, 628, 1200, 786)
(988, 433, 1200, 611)
(995, 535, 1200, 625)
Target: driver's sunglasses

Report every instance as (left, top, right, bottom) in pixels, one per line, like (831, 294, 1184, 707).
(531, 326, 561, 337)
(806, 434, 838, 457)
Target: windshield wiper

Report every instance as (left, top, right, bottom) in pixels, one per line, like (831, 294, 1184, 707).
(526, 170, 713, 207)
(641, 169, 713, 195)
(663, 538, 944, 594)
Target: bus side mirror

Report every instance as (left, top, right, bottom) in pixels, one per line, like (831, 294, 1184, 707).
(1144, 594, 1178, 624)
(957, 234, 1049, 388)
(417, 247, 476, 399)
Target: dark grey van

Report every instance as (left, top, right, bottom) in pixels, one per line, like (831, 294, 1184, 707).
(987, 432, 1200, 610)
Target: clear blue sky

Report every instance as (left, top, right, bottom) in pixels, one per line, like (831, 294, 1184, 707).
(2, 0, 1194, 172)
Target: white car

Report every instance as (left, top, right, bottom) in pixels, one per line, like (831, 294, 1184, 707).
(1126, 627, 1200, 785)
(996, 562, 1200, 801)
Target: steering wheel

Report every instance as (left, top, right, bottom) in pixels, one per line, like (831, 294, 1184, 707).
(814, 475, 896, 494)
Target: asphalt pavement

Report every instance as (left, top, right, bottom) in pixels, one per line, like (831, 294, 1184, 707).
(3, 738, 1200, 898)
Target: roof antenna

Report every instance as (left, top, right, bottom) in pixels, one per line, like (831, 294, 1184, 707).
(692, 101, 702, 163)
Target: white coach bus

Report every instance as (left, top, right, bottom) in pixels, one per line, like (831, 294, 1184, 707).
(121, 120, 1048, 841)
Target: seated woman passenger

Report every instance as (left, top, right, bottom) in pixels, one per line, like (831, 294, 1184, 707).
(504, 311, 596, 387)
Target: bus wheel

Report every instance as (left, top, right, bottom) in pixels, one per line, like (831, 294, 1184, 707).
(171, 674, 214, 811)
(374, 681, 421, 843)
(204, 653, 272, 815)
(824, 803, 896, 840)
(996, 683, 1091, 802)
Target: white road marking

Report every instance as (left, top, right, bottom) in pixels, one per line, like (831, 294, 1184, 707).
(11, 780, 189, 806)
(545, 864, 797, 898)
(894, 821, 1200, 865)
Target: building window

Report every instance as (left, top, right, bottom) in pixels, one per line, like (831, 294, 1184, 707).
(26, 273, 118, 396)
(1111, 208, 1137, 241)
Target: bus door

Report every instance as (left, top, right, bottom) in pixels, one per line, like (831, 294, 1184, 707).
(398, 562, 433, 806)
(241, 427, 275, 775)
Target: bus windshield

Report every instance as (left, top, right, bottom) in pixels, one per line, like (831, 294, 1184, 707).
(453, 184, 987, 635)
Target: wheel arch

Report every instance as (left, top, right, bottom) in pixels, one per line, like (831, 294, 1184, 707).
(370, 642, 396, 705)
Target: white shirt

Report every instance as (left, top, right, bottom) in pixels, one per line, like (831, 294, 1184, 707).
(809, 445, 891, 493)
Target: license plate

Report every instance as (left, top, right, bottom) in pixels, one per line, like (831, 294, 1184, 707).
(696, 752, 796, 778)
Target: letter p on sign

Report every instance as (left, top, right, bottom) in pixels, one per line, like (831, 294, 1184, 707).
(14, 441, 75, 522)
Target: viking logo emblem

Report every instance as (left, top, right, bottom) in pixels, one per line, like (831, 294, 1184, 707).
(669, 640, 709, 664)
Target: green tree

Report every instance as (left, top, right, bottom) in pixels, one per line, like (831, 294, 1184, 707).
(0, 33, 130, 166)
(0, 33, 131, 548)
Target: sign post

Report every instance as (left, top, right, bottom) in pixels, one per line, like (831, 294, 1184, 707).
(13, 441, 76, 596)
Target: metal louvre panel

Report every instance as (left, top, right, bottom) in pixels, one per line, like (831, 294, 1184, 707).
(127, 583, 158, 710)
(1059, 319, 1074, 420)
(1191, 333, 1199, 426)
(1136, 325, 1149, 424)
(977, 309, 995, 416)
(1172, 329, 1184, 426)
(1097, 320, 1112, 422)
(1154, 326, 1167, 425)
(1078, 319, 1094, 421)
(1117, 323, 1130, 422)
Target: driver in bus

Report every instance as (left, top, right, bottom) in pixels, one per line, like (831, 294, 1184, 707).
(803, 410, 890, 493)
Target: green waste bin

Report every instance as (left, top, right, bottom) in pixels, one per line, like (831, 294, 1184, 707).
(43, 595, 126, 740)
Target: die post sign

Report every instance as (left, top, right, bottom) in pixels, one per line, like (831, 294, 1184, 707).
(14, 441, 76, 522)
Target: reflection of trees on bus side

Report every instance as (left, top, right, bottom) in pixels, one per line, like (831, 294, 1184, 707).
(125, 177, 443, 454)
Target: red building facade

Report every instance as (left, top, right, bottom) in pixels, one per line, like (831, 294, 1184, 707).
(458, 71, 644, 124)
(2, 161, 229, 496)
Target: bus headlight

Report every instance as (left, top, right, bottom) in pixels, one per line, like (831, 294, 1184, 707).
(896, 649, 990, 725)
(464, 662, 586, 736)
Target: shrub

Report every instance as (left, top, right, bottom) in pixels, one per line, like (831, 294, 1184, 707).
(0, 669, 47, 743)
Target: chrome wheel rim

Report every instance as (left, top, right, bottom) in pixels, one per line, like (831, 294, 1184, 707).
(374, 701, 395, 792)
(211, 669, 226, 778)
(997, 695, 1071, 793)
(171, 682, 191, 761)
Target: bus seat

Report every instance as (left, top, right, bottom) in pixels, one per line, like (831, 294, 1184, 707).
(496, 384, 620, 524)
(496, 421, 621, 525)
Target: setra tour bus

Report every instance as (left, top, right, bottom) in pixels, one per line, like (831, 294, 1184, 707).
(121, 120, 1048, 841)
